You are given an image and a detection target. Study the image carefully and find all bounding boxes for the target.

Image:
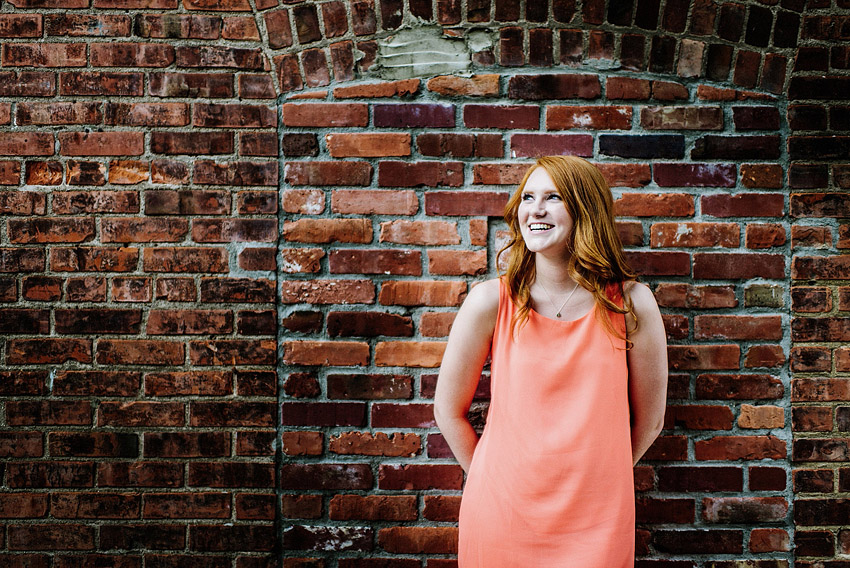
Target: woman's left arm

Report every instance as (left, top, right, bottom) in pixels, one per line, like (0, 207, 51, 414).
(624, 281, 668, 466)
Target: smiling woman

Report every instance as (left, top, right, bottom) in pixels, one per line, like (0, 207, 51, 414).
(433, 156, 669, 568)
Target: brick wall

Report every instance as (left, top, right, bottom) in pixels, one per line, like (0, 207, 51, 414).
(0, 0, 847, 566)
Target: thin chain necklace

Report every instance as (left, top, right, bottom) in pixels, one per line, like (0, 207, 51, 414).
(536, 279, 580, 318)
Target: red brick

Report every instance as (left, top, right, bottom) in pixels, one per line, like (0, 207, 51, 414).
(280, 248, 323, 273)
(546, 105, 631, 130)
(282, 103, 367, 127)
(155, 277, 196, 302)
(200, 278, 274, 303)
(378, 161, 463, 188)
(190, 402, 274, 427)
(239, 74, 276, 100)
(654, 163, 736, 187)
(701, 497, 787, 524)
(738, 404, 784, 429)
(59, 132, 143, 157)
(60, 72, 144, 96)
(744, 345, 785, 369)
(426, 74, 497, 97)
(428, 250, 487, 275)
(283, 341, 369, 366)
(425, 191, 509, 217)
(6, 401, 90, 426)
(49, 432, 138, 458)
(53, 371, 140, 397)
(25, 161, 62, 185)
(16, 102, 100, 126)
(510, 133, 593, 158)
(626, 251, 690, 276)
(145, 370, 230, 397)
(0, 71, 56, 97)
(149, 72, 233, 98)
(329, 249, 421, 275)
(0, 132, 53, 157)
(194, 160, 277, 186)
(327, 494, 417, 524)
(174, 45, 264, 69)
(615, 193, 694, 217)
(136, 14, 220, 39)
(0, 13, 43, 37)
(695, 315, 782, 340)
(281, 279, 375, 305)
(55, 190, 139, 215)
(147, 310, 232, 335)
(101, 218, 187, 243)
(6, 461, 92, 488)
(650, 222, 739, 248)
(89, 42, 174, 67)
(192, 219, 276, 243)
(144, 432, 229, 459)
(372, 103, 454, 128)
(334, 78, 419, 99)
(586, 163, 648, 188)
(463, 104, 538, 129)
(696, 436, 786, 460)
(51, 493, 140, 519)
(143, 247, 227, 273)
(668, 345, 740, 370)
(8, 524, 95, 551)
(746, 223, 786, 248)
(21, 276, 60, 302)
(3, 43, 86, 67)
(7, 338, 91, 364)
(606, 77, 650, 99)
(326, 373, 412, 400)
(100, 524, 185, 550)
(654, 283, 737, 309)
(332, 189, 418, 215)
(103, 102, 189, 126)
(0, 493, 48, 518)
(144, 493, 230, 519)
(0, 247, 44, 273)
(189, 339, 275, 365)
(694, 253, 784, 280)
(281, 431, 323, 456)
(380, 220, 459, 245)
(285, 161, 371, 186)
(145, 189, 230, 214)
(326, 133, 410, 157)
(750, 528, 790, 553)
(639, 106, 722, 130)
(329, 433, 420, 458)
(375, 341, 447, 367)
(96, 340, 184, 365)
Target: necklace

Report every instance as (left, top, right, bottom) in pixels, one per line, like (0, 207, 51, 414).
(537, 279, 580, 318)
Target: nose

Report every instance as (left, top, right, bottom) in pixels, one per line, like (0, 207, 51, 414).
(532, 196, 547, 215)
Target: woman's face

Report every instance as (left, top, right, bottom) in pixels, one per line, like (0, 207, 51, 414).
(517, 167, 574, 258)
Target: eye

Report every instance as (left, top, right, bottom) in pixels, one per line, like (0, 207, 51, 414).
(547, 193, 561, 200)
(520, 193, 533, 201)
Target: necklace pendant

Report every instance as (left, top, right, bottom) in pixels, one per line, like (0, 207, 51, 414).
(556, 312, 561, 318)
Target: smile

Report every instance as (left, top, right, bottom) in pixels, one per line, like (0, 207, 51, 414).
(529, 223, 554, 232)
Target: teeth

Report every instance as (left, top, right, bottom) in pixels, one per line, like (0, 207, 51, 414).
(529, 223, 553, 231)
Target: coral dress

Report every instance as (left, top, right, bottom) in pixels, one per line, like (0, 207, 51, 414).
(458, 279, 635, 567)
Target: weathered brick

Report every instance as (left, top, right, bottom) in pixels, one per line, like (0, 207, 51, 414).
(463, 104, 539, 129)
(379, 161, 463, 187)
(282, 103, 367, 127)
(547, 105, 632, 130)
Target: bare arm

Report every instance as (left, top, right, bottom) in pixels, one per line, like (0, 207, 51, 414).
(624, 281, 668, 466)
(433, 279, 500, 474)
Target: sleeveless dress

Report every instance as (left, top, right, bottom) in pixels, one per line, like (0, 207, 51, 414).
(457, 279, 635, 567)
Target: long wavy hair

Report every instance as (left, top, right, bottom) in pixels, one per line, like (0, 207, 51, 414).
(497, 156, 638, 346)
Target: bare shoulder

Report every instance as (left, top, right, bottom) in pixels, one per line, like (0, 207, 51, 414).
(464, 277, 501, 316)
(622, 280, 661, 319)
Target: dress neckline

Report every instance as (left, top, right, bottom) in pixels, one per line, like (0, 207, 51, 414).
(528, 303, 596, 324)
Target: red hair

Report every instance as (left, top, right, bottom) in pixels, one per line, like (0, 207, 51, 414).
(497, 156, 638, 345)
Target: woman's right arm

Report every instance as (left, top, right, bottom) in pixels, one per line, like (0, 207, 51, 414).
(433, 278, 500, 474)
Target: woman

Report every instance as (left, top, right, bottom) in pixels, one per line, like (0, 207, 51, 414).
(433, 156, 668, 567)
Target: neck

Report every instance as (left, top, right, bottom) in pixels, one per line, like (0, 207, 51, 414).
(534, 252, 573, 289)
